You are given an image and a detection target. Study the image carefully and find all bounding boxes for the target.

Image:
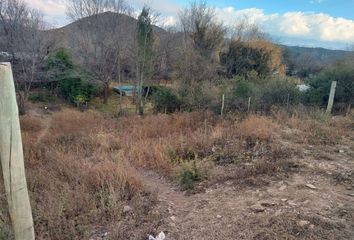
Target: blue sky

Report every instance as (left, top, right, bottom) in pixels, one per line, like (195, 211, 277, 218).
(201, 0, 354, 20)
(25, 0, 354, 50)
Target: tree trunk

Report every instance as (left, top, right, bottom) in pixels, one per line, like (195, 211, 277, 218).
(0, 62, 35, 240)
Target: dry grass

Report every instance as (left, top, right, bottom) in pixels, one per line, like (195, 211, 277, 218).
(0, 109, 152, 240)
(1, 106, 352, 239)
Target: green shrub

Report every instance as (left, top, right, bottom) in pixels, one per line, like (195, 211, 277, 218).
(176, 160, 212, 191)
(256, 77, 302, 111)
(60, 77, 98, 104)
(29, 92, 56, 103)
(177, 162, 202, 190)
(304, 57, 354, 107)
(178, 82, 216, 112)
(152, 86, 181, 113)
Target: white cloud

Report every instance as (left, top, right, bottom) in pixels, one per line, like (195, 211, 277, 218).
(214, 7, 354, 44)
(25, 0, 67, 16)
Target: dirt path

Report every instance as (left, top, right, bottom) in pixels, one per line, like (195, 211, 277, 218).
(141, 150, 354, 240)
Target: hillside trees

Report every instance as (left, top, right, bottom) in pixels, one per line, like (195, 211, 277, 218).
(66, 0, 130, 104)
(0, 0, 51, 114)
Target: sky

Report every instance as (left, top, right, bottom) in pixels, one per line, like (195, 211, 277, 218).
(24, 0, 354, 50)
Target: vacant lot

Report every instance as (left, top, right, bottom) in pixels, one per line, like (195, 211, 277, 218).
(0, 105, 353, 240)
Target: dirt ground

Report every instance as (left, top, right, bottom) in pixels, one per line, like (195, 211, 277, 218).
(139, 129, 354, 239)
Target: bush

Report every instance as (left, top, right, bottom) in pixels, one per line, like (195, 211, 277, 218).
(59, 77, 98, 105)
(178, 82, 217, 112)
(304, 57, 354, 109)
(29, 92, 57, 103)
(177, 160, 211, 190)
(152, 86, 181, 113)
(255, 77, 302, 111)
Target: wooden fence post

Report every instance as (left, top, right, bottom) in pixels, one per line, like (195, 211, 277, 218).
(247, 97, 251, 112)
(326, 81, 337, 115)
(0, 62, 35, 240)
(221, 94, 225, 116)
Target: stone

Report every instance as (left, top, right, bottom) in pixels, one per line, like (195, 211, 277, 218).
(123, 205, 133, 213)
(298, 220, 310, 227)
(250, 204, 266, 213)
(170, 216, 176, 221)
(279, 185, 287, 191)
(305, 184, 317, 190)
(281, 198, 288, 202)
(216, 215, 222, 219)
(288, 201, 297, 206)
(261, 202, 276, 207)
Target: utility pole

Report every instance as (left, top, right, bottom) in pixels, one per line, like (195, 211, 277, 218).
(0, 62, 35, 240)
(326, 81, 337, 115)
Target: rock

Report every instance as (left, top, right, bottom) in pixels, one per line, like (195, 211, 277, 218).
(309, 224, 315, 229)
(261, 201, 276, 207)
(170, 216, 176, 221)
(281, 198, 288, 202)
(288, 201, 297, 206)
(279, 185, 287, 191)
(250, 204, 266, 213)
(339, 149, 344, 153)
(216, 215, 222, 219)
(297, 220, 310, 227)
(123, 205, 133, 213)
(305, 184, 317, 190)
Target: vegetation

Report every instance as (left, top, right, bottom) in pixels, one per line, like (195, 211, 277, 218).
(0, 0, 353, 239)
(305, 56, 354, 110)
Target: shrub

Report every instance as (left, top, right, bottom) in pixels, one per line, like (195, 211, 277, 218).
(304, 57, 354, 109)
(29, 92, 56, 103)
(152, 86, 181, 113)
(238, 115, 278, 143)
(59, 77, 98, 105)
(220, 41, 272, 78)
(255, 77, 302, 111)
(177, 160, 212, 190)
(178, 82, 217, 112)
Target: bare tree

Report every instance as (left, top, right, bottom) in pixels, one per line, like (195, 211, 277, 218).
(66, 0, 130, 104)
(178, 1, 225, 85)
(0, 0, 49, 114)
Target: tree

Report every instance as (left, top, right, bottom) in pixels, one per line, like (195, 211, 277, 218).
(178, 1, 225, 85)
(305, 56, 354, 111)
(0, 0, 50, 114)
(135, 6, 154, 116)
(221, 21, 285, 79)
(66, 0, 130, 104)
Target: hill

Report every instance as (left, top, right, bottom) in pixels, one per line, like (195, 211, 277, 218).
(44, 12, 352, 79)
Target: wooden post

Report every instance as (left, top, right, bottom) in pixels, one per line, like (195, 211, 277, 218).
(221, 94, 225, 116)
(247, 97, 251, 112)
(326, 81, 337, 115)
(0, 63, 35, 240)
(286, 93, 290, 109)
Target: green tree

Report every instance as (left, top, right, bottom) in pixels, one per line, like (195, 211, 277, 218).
(136, 6, 154, 115)
(305, 56, 354, 110)
(220, 41, 271, 78)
